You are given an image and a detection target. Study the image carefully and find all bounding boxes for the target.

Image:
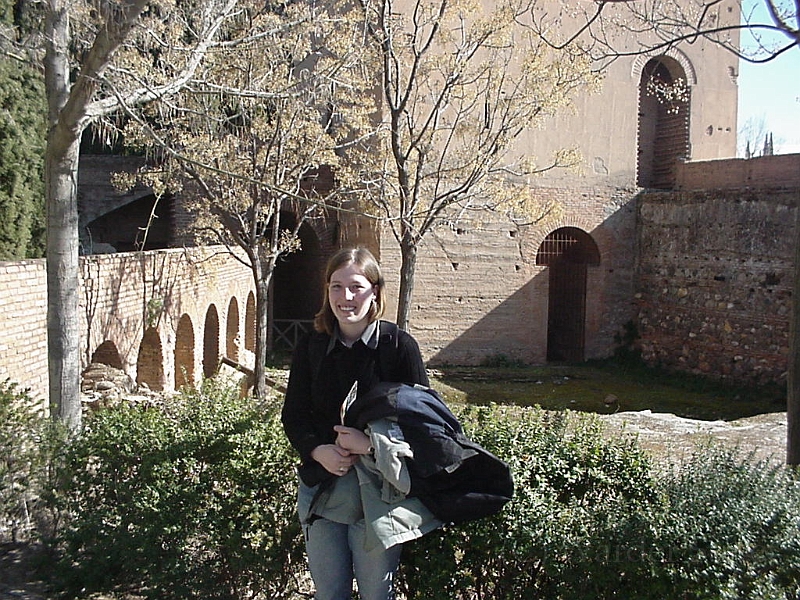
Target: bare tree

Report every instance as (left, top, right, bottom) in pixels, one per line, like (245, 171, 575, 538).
(538, 0, 797, 66)
(120, 0, 377, 397)
(356, 0, 599, 329)
(2, 0, 296, 428)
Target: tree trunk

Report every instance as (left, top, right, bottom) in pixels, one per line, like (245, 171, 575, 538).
(45, 139, 82, 428)
(788, 210, 800, 465)
(395, 233, 418, 331)
(44, 2, 82, 429)
(253, 260, 271, 400)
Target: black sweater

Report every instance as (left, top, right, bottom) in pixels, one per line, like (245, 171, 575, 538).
(281, 321, 429, 464)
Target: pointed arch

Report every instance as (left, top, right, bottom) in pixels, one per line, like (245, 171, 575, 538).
(226, 297, 240, 361)
(244, 292, 256, 353)
(175, 314, 195, 390)
(637, 56, 692, 189)
(203, 305, 220, 378)
(91, 340, 123, 369)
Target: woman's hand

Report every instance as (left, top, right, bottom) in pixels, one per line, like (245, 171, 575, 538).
(334, 425, 373, 456)
(310, 444, 358, 476)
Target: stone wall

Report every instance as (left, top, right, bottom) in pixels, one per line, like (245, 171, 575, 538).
(636, 186, 798, 385)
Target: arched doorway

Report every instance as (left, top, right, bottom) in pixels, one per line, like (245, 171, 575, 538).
(637, 56, 691, 189)
(271, 215, 325, 352)
(536, 227, 600, 362)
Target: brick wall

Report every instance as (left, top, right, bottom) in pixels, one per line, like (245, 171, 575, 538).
(675, 153, 800, 191)
(379, 183, 640, 366)
(0, 260, 48, 399)
(0, 247, 255, 402)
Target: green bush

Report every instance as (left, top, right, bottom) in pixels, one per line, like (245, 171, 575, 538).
(655, 445, 800, 599)
(51, 380, 305, 600)
(41, 385, 800, 600)
(398, 405, 663, 599)
(0, 380, 61, 542)
(399, 405, 800, 600)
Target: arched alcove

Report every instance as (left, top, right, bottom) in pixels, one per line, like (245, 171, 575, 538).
(245, 292, 256, 353)
(91, 340, 123, 369)
(226, 297, 240, 361)
(136, 327, 165, 391)
(536, 227, 600, 363)
(203, 305, 220, 378)
(83, 193, 174, 252)
(637, 56, 691, 189)
(175, 314, 195, 390)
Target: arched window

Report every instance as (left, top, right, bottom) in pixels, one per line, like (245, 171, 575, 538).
(637, 57, 691, 189)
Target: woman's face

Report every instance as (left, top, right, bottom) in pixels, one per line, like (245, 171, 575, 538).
(328, 262, 377, 328)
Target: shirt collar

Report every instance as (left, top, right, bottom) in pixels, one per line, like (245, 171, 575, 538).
(326, 320, 380, 354)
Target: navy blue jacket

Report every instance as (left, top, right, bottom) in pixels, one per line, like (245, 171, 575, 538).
(344, 382, 514, 525)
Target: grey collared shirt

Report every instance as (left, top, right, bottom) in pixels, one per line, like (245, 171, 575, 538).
(326, 319, 380, 355)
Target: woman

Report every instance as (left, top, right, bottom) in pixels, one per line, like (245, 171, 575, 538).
(282, 247, 429, 600)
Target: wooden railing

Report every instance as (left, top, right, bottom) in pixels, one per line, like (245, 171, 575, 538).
(272, 319, 314, 351)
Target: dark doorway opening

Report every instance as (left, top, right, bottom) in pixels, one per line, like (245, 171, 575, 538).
(271, 215, 325, 352)
(536, 227, 600, 362)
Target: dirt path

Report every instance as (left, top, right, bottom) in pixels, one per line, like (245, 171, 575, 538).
(601, 409, 787, 465)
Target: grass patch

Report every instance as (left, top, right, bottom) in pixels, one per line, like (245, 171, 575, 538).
(429, 358, 786, 421)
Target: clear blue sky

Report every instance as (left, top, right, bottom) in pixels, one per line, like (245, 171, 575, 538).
(737, 0, 800, 155)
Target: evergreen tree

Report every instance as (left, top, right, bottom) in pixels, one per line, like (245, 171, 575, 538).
(0, 0, 46, 260)
(0, 59, 46, 259)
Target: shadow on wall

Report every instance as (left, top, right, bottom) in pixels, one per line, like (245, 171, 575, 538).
(426, 201, 637, 367)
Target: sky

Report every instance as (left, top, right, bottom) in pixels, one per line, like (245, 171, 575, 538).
(736, 0, 800, 155)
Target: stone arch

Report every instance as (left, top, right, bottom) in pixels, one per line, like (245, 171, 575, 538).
(91, 340, 123, 369)
(536, 227, 600, 363)
(174, 313, 195, 390)
(244, 292, 256, 353)
(203, 304, 220, 378)
(636, 55, 691, 189)
(136, 327, 165, 391)
(226, 297, 240, 361)
(631, 47, 696, 86)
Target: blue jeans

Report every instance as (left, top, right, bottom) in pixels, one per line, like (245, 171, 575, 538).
(303, 516, 402, 600)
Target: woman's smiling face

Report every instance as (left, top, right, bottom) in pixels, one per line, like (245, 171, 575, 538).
(327, 262, 377, 329)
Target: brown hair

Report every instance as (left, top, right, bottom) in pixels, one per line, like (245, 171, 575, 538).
(313, 247, 386, 335)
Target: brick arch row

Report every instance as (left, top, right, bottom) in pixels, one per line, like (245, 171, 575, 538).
(88, 289, 258, 393)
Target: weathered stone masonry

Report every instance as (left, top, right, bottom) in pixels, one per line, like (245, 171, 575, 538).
(635, 155, 800, 385)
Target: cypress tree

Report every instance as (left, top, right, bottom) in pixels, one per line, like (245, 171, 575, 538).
(0, 0, 46, 260)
